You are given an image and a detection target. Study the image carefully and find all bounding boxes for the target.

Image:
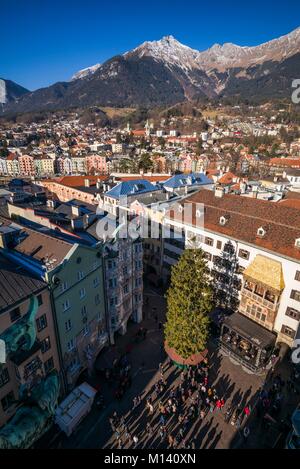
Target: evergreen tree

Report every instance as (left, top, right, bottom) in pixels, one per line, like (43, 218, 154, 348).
(165, 249, 213, 360)
(211, 241, 241, 312)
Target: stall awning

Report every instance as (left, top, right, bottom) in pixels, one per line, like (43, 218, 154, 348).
(243, 255, 285, 293)
(224, 312, 277, 348)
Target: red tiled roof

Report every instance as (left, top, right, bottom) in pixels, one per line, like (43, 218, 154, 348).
(167, 190, 300, 261)
(269, 158, 300, 168)
(45, 175, 107, 188)
(218, 172, 238, 185)
(132, 130, 146, 136)
(279, 199, 300, 209)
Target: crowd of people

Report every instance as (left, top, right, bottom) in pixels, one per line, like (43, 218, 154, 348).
(107, 358, 253, 449)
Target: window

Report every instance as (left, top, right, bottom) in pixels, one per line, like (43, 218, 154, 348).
(44, 357, 54, 374)
(93, 277, 100, 288)
(205, 237, 213, 247)
(60, 281, 68, 293)
(37, 294, 43, 306)
(237, 266, 245, 275)
(41, 337, 51, 354)
(79, 288, 86, 299)
(239, 249, 250, 260)
(67, 339, 75, 352)
(291, 290, 300, 302)
(36, 314, 47, 332)
(203, 252, 212, 261)
(83, 325, 90, 336)
(65, 319, 72, 332)
(123, 284, 129, 295)
(295, 271, 300, 282)
(217, 241, 222, 250)
(281, 325, 296, 339)
(10, 307, 21, 323)
(286, 307, 300, 321)
(77, 271, 84, 281)
(254, 284, 265, 298)
(109, 278, 117, 288)
(95, 294, 100, 305)
(0, 368, 10, 388)
(1, 391, 14, 412)
(62, 299, 71, 312)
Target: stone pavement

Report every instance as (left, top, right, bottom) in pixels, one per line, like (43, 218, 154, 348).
(35, 287, 300, 449)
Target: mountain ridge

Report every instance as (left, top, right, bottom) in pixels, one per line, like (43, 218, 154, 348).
(2, 26, 300, 115)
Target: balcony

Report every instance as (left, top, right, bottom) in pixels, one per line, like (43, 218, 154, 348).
(242, 287, 278, 312)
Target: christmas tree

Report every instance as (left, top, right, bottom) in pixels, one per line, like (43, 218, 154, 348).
(165, 249, 213, 360)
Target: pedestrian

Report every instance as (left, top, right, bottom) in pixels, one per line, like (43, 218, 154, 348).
(133, 397, 138, 409)
(243, 426, 250, 444)
(146, 422, 153, 436)
(160, 414, 166, 426)
(244, 405, 251, 417)
(168, 434, 174, 448)
(133, 435, 139, 448)
(149, 402, 154, 415)
(117, 438, 123, 450)
(160, 426, 166, 441)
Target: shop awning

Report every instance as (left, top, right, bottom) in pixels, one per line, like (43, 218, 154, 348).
(243, 255, 285, 293)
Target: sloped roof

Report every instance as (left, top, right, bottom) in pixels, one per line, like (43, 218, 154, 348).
(0, 255, 46, 312)
(244, 255, 285, 292)
(166, 189, 300, 261)
(105, 179, 159, 199)
(163, 172, 213, 189)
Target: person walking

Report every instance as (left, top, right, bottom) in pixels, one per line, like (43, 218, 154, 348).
(244, 405, 251, 418)
(133, 435, 139, 448)
(243, 426, 250, 444)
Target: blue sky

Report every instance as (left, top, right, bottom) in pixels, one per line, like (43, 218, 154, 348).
(2, 0, 300, 90)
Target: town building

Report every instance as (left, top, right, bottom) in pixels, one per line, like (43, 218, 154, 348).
(0, 218, 108, 391)
(0, 255, 60, 428)
(163, 188, 300, 356)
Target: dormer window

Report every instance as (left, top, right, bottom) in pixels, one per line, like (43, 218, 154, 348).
(219, 216, 229, 226)
(257, 227, 266, 238)
(295, 239, 300, 250)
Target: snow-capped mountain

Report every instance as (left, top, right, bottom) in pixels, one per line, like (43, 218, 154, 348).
(124, 35, 201, 71)
(2, 26, 300, 115)
(71, 27, 300, 78)
(71, 63, 102, 81)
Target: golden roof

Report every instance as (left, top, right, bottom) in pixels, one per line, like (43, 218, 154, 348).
(243, 255, 285, 292)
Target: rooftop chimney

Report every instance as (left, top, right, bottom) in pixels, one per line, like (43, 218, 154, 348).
(215, 186, 225, 198)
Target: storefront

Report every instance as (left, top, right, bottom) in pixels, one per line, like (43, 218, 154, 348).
(220, 312, 277, 373)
